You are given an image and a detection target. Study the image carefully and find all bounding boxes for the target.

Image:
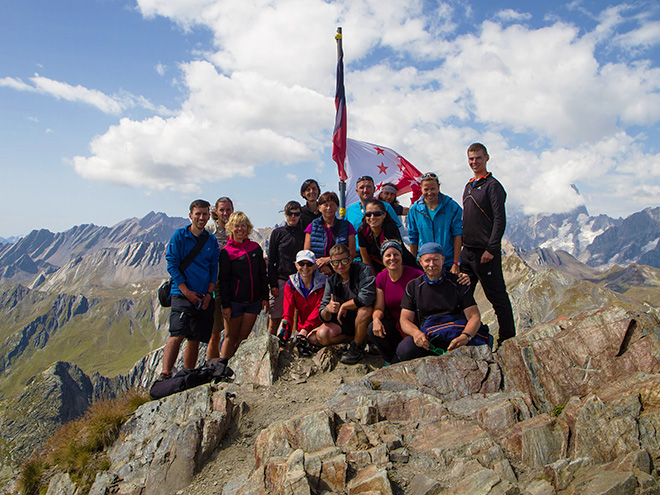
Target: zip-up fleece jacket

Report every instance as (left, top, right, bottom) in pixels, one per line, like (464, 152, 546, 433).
(407, 194, 462, 265)
(267, 223, 305, 288)
(219, 238, 268, 306)
(462, 173, 507, 254)
(282, 271, 327, 332)
(319, 262, 376, 321)
(166, 227, 219, 296)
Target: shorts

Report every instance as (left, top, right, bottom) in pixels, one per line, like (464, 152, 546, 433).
(327, 310, 357, 337)
(169, 295, 214, 344)
(268, 279, 287, 319)
(230, 300, 262, 318)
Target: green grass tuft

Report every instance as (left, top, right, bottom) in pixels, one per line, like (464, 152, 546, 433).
(18, 388, 150, 495)
(17, 459, 44, 495)
(552, 404, 566, 417)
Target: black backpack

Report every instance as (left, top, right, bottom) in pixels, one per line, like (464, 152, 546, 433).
(149, 359, 234, 399)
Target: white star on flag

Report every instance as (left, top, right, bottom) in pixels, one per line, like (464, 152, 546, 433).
(343, 138, 423, 205)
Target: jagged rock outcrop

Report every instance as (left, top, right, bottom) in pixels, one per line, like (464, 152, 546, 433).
(0, 333, 279, 471)
(0, 362, 94, 465)
(500, 306, 660, 412)
(93, 384, 235, 495)
(40, 306, 660, 494)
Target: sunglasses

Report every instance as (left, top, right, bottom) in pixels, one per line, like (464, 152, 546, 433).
(297, 261, 314, 267)
(287, 211, 302, 217)
(330, 257, 350, 267)
(421, 172, 438, 181)
(357, 175, 374, 183)
(364, 210, 385, 217)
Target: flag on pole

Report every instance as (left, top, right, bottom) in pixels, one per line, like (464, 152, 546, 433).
(344, 138, 423, 205)
(332, 31, 348, 181)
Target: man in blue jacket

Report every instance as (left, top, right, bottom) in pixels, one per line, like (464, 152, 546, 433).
(407, 172, 463, 274)
(160, 199, 220, 379)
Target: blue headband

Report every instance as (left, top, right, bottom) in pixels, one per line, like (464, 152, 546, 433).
(418, 242, 444, 257)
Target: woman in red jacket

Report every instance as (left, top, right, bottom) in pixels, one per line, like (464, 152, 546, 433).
(281, 250, 327, 356)
(219, 211, 269, 359)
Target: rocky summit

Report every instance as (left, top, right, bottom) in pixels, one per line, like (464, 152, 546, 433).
(35, 305, 660, 495)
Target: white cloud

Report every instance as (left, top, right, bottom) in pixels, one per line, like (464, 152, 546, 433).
(0, 77, 33, 91)
(73, 60, 326, 191)
(495, 9, 532, 23)
(0, 74, 168, 115)
(615, 20, 660, 50)
(61, 0, 660, 218)
(155, 63, 167, 76)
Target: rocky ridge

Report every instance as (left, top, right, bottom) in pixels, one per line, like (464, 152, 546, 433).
(30, 305, 660, 495)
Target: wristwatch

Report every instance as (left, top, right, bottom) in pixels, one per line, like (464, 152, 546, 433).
(461, 332, 472, 341)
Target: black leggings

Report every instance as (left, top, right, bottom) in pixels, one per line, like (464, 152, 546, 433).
(367, 315, 403, 363)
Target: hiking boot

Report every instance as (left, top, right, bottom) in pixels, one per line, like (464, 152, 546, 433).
(340, 341, 365, 365)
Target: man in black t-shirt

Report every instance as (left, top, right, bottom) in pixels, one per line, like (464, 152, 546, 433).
(396, 243, 482, 362)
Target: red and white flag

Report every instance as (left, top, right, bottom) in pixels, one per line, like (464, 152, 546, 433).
(344, 138, 423, 205)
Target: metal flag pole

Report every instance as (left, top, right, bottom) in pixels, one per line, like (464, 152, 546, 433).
(335, 27, 347, 219)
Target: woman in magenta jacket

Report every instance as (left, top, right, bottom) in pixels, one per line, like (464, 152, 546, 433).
(219, 211, 269, 359)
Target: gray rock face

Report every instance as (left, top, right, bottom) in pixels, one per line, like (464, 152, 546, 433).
(33, 306, 660, 495)
(506, 206, 619, 257)
(0, 362, 94, 465)
(95, 384, 234, 495)
(500, 306, 660, 412)
(506, 206, 660, 269)
(222, 306, 660, 495)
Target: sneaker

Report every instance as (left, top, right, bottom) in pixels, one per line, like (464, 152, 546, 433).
(158, 371, 172, 381)
(296, 335, 314, 357)
(365, 343, 380, 355)
(340, 341, 365, 365)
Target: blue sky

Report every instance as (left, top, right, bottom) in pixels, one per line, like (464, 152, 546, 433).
(1, 0, 659, 238)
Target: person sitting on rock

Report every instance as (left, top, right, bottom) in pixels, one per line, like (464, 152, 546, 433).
(318, 243, 376, 365)
(396, 242, 489, 362)
(280, 250, 327, 356)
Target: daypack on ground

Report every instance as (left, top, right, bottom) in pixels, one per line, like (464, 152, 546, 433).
(150, 360, 234, 399)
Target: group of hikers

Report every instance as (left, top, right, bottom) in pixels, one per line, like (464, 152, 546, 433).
(159, 142, 516, 380)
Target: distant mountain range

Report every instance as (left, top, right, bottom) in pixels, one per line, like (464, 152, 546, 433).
(506, 205, 660, 268)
